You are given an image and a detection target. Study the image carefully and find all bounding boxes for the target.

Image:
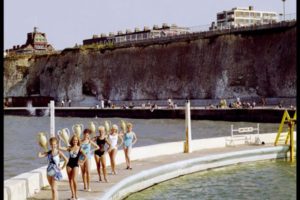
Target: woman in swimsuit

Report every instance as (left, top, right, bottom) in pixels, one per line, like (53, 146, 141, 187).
(108, 124, 123, 175)
(38, 137, 68, 200)
(93, 126, 111, 182)
(79, 129, 99, 191)
(59, 134, 86, 200)
(123, 123, 137, 170)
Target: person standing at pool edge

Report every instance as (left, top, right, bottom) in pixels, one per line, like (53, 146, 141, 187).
(38, 137, 68, 200)
(59, 135, 87, 200)
(108, 124, 123, 175)
(123, 123, 137, 170)
(93, 126, 112, 182)
(79, 129, 99, 191)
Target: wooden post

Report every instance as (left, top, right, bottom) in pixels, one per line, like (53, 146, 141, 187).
(50, 100, 55, 137)
(184, 100, 192, 153)
(289, 120, 295, 162)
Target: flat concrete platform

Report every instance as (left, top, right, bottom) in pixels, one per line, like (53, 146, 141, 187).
(27, 144, 275, 200)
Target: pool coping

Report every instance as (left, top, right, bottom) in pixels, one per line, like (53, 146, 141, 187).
(99, 145, 291, 200)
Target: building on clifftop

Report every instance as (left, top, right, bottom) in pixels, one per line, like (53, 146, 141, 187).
(83, 23, 190, 45)
(5, 27, 55, 55)
(210, 6, 278, 30)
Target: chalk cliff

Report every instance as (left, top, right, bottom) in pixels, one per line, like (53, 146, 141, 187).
(4, 22, 296, 101)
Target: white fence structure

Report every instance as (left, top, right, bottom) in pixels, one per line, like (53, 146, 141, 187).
(226, 124, 261, 146)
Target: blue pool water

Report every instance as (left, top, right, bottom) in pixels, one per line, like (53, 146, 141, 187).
(125, 159, 296, 200)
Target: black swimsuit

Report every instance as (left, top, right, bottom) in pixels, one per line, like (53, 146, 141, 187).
(95, 137, 106, 157)
(67, 147, 81, 168)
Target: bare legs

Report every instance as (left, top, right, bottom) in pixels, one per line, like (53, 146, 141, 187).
(47, 176, 58, 200)
(80, 159, 91, 190)
(101, 155, 108, 182)
(124, 146, 132, 169)
(94, 155, 102, 181)
(109, 148, 118, 174)
(67, 166, 79, 199)
(94, 154, 108, 182)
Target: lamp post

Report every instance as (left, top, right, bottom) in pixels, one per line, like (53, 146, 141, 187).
(279, 13, 283, 21)
(282, 0, 286, 21)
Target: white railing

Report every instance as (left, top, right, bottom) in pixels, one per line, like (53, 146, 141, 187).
(278, 13, 297, 22)
(227, 124, 261, 146)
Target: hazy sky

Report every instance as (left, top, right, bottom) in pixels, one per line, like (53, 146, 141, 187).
(4, 0, 296, 50)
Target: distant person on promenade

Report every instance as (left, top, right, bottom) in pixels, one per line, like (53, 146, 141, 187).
(4, 99, 9, 107)
(61, 99, 65, 107)
(150, 103, 157, 112)
(93, 126, 112, 182)
(38, 137, 68, 200)
(122, 123, 137, 170)
(219, 99, 227, 108)
(261, 97, 266, 107)
(167, 98, 174, 108)
(141, 103, 146, 108)
(59, 135, 87, 200)
(129, 102, 135, 109)
(68, 99, 72, 107)
(108, 100, 112, 108)
(251, 101, 256, 108)
(276, 103, 283, 109)
(290, 105, 296, 110)
(108, 124, 123, 175)
(79, 129, 99, 191)
(100, 99, 104, 108)
(147, 101, 151, 107)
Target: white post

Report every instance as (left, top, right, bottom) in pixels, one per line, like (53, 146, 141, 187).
(50, 100, 55, 137)
(184, 100, 192, 153)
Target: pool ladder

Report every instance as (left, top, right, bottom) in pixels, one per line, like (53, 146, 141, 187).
(274, 110, 296, 162)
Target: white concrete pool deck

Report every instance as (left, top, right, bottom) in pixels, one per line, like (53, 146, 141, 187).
(26, 144, 286, 200)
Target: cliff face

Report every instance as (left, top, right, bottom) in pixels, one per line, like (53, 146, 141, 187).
(4, 55, 33, 96)
(4, 24, 296, 101)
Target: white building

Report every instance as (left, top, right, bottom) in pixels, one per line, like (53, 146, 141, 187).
(114, 23, 190, 43)
(215, 6, 278, 29)
(83, 23, 190, 45)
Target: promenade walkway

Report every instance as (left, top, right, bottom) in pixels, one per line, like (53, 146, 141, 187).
(28, 144, 274, 200)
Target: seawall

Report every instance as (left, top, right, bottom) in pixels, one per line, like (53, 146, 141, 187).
(4, 107, 296, 123)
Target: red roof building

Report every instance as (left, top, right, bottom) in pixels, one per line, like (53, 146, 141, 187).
(6, 27, 55, 55)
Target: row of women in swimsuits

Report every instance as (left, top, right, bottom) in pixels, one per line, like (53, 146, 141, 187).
(93, 123, 137, 182)
(39, 122, 137, 200)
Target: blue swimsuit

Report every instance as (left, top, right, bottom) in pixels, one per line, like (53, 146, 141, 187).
(47, 151, 63, 180)
(80, 142, 91, 160)
(124, 132, 134, 148)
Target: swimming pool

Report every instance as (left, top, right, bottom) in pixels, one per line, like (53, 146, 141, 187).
(125, 159, 296, 200)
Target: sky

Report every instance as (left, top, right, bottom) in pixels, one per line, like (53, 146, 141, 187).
(4, 0, 297, 50)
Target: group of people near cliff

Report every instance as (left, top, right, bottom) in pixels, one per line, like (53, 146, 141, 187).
(38, 122, 137, 200)
(207, 98, 257, 109)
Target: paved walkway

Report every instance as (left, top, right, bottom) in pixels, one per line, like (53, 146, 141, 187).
(28, 144, 272, 200)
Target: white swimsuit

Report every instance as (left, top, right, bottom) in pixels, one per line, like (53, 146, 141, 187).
(109, 134, 118, 149)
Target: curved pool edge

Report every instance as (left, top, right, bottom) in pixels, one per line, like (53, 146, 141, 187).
(99, 146, 290, 200)
(4, 132, 295, 200)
